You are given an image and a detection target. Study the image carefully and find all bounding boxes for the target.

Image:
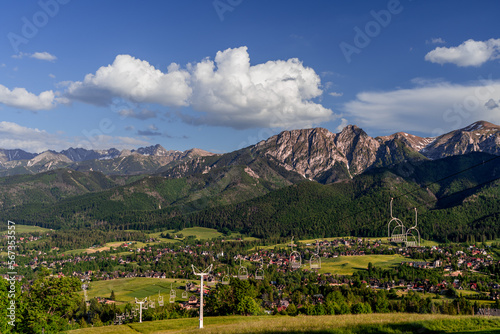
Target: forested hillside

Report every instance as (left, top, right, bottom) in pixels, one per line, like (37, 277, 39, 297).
(2, 152, 499, 244)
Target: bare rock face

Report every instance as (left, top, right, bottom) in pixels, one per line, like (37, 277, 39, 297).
(254, 125, 407, 181)
(335, 125, 381, 174)
(421, 121, 500, 159)
(0, 149, 37, 164)
(250, 120, 500, 183)
(1, 120, 500, 180)
(256, 128, 344, 179)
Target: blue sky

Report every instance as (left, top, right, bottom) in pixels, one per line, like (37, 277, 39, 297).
(1, 0, 500, 153)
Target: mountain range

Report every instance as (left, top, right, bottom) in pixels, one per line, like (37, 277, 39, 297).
(0, 144, 214, 176)
(1, 120, 500, 244)
(1, 120, 499, 180)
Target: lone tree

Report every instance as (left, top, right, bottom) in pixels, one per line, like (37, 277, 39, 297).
(110, 290, 116, 301)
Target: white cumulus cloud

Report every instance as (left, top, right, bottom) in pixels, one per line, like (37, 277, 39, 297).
(66, 54, 191, 107)
(0, 84, 58, 111)
(425, 38, 500, 67)
(31, 52, 57, 62)
(343, 80, 500, 135)
(187, 46, 334, 129)
(66, 47, 334, 129)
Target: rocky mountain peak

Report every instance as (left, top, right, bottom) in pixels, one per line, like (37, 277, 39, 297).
(461, 120, 500, 132)
(133, 144, 171, 156)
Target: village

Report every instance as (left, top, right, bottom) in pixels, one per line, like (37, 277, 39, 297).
(2, 231, 500, 310)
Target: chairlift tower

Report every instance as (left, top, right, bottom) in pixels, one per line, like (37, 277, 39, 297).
(310, 240, 321, 270)
(81, 282, 89, 303)
(135, 297, 147, 323)
(388, 198, 407, 243)
(289, 236, 302, 270)
(192, 264, 213, 329)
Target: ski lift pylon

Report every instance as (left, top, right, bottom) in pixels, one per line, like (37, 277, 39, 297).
(289, 236, 302, 269)
(310, 240, 321, 270)
(255, 259, 264, 280)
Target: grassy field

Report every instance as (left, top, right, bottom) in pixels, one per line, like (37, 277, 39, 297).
(319, 254, 404, 275)
(149, 227, 223, 241)
(149, 227, 259, 243)
(66, 313, 500, 334)
(63, 241, 140, 255)
(82, 277, 197, 304)
(0, 224, 52, 234)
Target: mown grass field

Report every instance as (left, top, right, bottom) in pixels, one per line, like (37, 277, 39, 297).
(0, 224, 51, 234)
(66, 313, 500, 334)
(319, 254, 404, 275)
(149, 227, 259, 243)
(63, 241, 138, 255)
(81, 277, 197, 304)
(148, 226, 224, 241)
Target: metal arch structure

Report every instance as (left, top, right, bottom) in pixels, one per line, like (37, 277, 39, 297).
(388, 198, 407, 243)
(237, 258, 248, 280)
(309, 240, 321, 270)
(406, 207, 421, 247)
(289, 236, 302, 270)
(192, 264, 213, 329)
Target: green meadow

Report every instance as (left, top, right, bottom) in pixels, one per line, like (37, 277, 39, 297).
(319, 254, 405, 275)
(81, 277, 197, 304)
(66, 313, 500, 334)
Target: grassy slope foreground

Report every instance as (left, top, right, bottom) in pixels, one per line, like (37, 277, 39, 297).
(66, 314, 500, 334)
